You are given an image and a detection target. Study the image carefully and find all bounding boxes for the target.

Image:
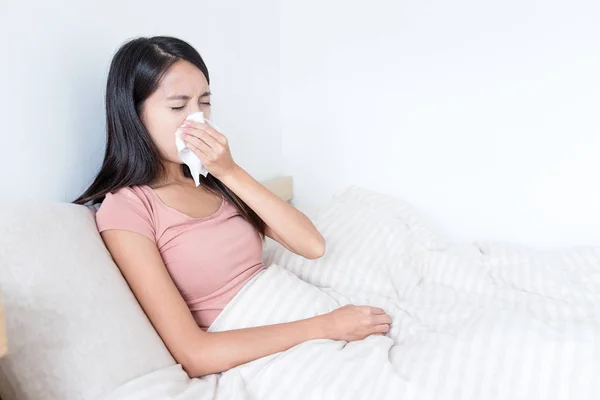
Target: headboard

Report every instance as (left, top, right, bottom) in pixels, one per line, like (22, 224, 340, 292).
(261, 176, 293, 202)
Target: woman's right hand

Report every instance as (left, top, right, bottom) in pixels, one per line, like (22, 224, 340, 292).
(322, 305, 392, 342)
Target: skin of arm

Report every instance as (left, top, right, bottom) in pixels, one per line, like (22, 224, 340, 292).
(219, 164, 326, 260)
(179, 117, 325, 260)
(101, 229, 332, 377)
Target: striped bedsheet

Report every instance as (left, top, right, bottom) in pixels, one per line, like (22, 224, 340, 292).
(104, 186, 600, 400)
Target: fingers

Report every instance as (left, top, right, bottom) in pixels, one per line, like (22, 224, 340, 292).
(373, 324, 390, 334)
(183, 121, 228, 145)
(373, 314, 392, 325)
(367, 307, 391, 336)
(183, 134, 210, 159)
(356, 305, 392, 326)
(182, 126, 220, 149)
(206, 125, 228, 146)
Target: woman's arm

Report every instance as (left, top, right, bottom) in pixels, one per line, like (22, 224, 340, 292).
(220, 165, 326, 259)
(180, 120, 325, 259)
(101, 229, 330, 377)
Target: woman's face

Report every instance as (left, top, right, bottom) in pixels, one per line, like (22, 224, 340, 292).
(140, 59, 212, 163)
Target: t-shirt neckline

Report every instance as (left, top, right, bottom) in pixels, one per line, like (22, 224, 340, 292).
(142, 185, 226, 221)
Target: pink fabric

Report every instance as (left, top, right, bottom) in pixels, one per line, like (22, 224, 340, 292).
(95, 185, 265, 330)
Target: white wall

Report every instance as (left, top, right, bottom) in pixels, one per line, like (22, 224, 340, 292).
(281, 0, 600, 247)
(2, 0, 598, 247)
(0, 0, 281, 203)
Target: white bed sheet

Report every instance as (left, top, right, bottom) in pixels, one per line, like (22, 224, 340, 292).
(103, 186, 600, 400)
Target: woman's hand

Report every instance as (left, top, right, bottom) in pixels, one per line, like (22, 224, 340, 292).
(180, 120, 238, 179)
(322, 305, 392, 342)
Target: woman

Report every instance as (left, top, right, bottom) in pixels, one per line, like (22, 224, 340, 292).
(74, 36, 392, 378)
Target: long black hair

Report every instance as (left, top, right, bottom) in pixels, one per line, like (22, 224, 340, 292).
(73, 36, 265, 239)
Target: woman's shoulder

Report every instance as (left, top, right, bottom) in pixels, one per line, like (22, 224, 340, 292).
(104, 184, 155, 202)
(95, 185, 156, 241)
(97, 185, 152, 218)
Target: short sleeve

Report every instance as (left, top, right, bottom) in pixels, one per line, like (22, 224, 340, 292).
(95, 188, 156, 243)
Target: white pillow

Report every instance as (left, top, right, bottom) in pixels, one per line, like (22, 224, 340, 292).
(0, 202, 175, 400)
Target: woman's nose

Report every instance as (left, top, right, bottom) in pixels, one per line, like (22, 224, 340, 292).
(188, 106, 210, 120)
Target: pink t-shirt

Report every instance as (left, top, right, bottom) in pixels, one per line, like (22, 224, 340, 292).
(95, 185, 266, 330)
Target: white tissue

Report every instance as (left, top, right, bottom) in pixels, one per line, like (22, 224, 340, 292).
(175, 111, 220, 187)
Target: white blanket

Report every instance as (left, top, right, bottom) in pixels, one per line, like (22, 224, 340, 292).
(104, 186, 600, 400)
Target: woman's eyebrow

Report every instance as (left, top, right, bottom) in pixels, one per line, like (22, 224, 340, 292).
(167, 91, 212, 100)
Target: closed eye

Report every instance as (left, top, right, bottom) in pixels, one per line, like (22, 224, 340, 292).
(171, 102, 211, 111)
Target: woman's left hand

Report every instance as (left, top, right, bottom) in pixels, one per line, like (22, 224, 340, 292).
(180, 120, 238, 179)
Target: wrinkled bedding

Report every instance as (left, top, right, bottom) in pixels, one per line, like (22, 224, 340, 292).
(103, 186, 600, 400)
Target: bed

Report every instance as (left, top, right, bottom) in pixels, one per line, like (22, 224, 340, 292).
(1, 176, 599, 400)
(106, 179, 600, 399)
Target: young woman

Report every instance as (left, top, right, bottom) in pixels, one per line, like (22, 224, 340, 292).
(74, 36, 392, 378)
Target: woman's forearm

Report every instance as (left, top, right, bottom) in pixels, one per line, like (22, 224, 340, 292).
(219, 165, 325, 258)
(184, 314, 330, 377)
